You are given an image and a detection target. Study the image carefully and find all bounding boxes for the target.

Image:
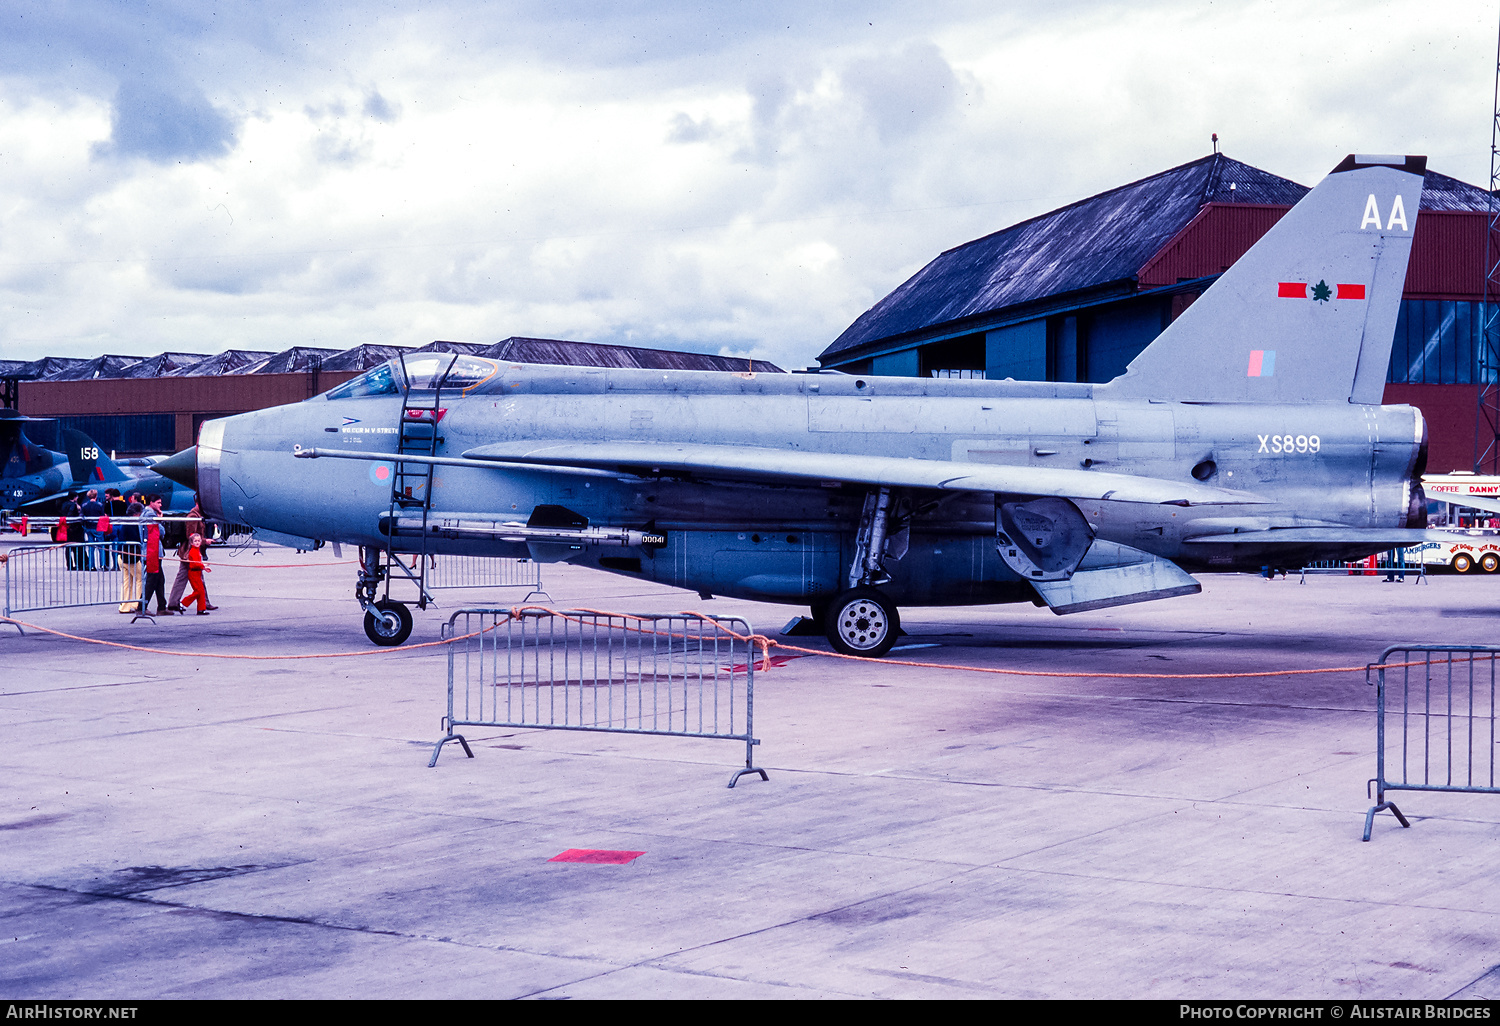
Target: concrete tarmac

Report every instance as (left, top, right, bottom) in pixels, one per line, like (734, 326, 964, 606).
(3, 545, 1500, 999)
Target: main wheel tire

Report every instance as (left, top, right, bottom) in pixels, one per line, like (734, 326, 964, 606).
(1482, 553, 1499, 574)
(823, 587, 900, 658)
(1453, 553, 1475, 574)
(364, 599, 413, 646)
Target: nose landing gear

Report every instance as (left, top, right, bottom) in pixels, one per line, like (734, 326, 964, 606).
(364, 599, 413, 646)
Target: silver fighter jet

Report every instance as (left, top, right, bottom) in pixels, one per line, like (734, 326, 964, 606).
(156, 154, 1435, 653)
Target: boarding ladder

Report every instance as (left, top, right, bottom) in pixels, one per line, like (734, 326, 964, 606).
(373, 352, 458, 610)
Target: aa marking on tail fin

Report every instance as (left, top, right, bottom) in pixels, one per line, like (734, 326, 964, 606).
(1360, 193, 1408, 231)
(1247, 351, 1276, 378)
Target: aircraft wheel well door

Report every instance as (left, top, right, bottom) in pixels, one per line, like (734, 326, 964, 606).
(995, 496, 1093, 581)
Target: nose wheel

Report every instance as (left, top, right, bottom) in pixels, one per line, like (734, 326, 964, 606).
(823, 587, 900, 658)
(364, 599, 413, 646)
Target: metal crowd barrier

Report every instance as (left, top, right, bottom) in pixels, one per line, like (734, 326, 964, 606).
(431, 608, 767, 787)
(4, 542, 144, 620)
(426, 556, 547, 600)
(1300, 547, 1426, 584)
(1364, 645, 1500, 840)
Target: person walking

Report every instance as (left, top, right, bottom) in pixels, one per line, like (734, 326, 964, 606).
(166, 498, 215, 613)
(180, 533, 211, 615)
(140, 494, 170, 615)
(117, 496, 143, 613)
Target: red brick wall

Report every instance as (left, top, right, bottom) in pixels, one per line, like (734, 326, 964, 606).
(1384, 383, 1479, 474)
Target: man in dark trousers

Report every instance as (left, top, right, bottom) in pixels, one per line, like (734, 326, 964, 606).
(80, 488, 105, 571)
(140, 494, 169, 615)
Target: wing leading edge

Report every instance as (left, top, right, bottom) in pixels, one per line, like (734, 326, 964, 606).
(460, 440, 1269, 507)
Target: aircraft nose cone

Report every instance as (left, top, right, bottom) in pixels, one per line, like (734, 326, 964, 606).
(154, 447, 198, 490)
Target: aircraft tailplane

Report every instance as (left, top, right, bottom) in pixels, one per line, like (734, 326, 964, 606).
(62, 428, 126, 487)
(1103, 154, 1426, 405)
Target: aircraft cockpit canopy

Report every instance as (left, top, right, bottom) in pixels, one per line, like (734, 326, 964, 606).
(324, 355, 499, 400)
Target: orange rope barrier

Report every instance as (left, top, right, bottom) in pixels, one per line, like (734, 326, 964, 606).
(0, 615, 493, 660)
(0, 605, 1453, 680)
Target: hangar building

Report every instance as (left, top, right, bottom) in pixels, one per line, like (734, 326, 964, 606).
(817, 152, 1493, 474)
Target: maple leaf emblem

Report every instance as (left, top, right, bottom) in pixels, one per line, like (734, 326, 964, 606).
(1310, 279, 1332, 303)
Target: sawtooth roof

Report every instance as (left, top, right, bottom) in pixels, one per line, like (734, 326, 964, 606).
(237, 347, 341, 375)
(479, 337, 783, 373)
(114, 352, 212, 378)
(161, 350, 274, 376)
(38, 355, 148, 381)
(318, 344, 409, 371)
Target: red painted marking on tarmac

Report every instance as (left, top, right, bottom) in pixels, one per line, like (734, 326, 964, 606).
(724, 654, 804, 673)
(549, 849, 644, 865)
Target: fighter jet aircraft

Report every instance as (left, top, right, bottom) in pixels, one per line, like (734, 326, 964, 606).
(155, 154, 1436, 653)
(2, 419, 197, 514)
(56, 431, 198, 512)
(0, 409, 71, 509)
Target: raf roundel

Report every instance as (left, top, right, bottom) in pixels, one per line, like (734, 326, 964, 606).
(369, 462, 393, 486)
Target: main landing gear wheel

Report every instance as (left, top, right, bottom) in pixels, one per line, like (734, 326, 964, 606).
(364, 599, 413, 646)
(1482, 553, 1499, 574)
(823, 587, 900, 658)
(1453, 553, 1475, 574)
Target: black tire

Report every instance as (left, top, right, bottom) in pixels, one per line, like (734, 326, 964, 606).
(364, 600, 413, 646)
(1453, 553, 1475, 574)
(1482, 553, 1499, 574)
(823, 587, 900, 658)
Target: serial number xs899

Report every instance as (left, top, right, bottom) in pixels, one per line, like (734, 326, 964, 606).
(1258, 434, 1320, 454)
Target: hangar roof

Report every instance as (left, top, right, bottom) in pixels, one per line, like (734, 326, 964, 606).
(162, 350, 273, 376)
(238, 347, 342, 375)
(114, 352, 212, 378)
(821, 154, 1493, 362)
(3, 339, 782, 381)
(823, 154, 1308, 360)
(318, 344, 409, 371)
(414, 340, 492, 356)
(479, 336, 783, 373)
(50, 355, 154, 380)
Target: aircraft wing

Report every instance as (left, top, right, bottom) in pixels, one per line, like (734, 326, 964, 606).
(460, 440, 1269, 507)
(1185, 528, 1454, 546)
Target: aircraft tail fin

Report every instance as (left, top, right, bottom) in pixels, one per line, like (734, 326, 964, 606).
(1103, 154, 1426, 404)
(62, 428, 125, 486)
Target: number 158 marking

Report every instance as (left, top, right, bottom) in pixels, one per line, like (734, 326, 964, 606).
(1258, 434, 1320, 454)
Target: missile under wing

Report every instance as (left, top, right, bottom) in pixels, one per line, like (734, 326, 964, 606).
(160, 154, 1436, 654)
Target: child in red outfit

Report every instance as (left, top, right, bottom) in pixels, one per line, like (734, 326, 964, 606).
(182, 533, 211, 614)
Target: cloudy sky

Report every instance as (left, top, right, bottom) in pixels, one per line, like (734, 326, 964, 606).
(0, 0, 1493, 370)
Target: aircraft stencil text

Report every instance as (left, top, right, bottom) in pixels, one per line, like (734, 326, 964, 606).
(1257, 434, 1321, 454)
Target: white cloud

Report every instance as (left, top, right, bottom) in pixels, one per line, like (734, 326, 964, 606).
(0, 0, 1493, 372)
